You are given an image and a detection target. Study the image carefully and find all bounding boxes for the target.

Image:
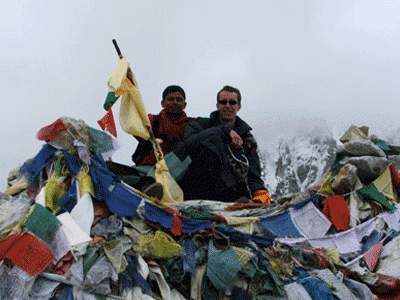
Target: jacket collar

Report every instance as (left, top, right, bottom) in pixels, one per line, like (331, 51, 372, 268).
(209, 110, 252, 133)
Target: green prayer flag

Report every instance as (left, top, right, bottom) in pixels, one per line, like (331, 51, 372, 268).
(83, 246, 104, 277)
(356, 184, 396, 210)
(375, 139, 391, 153)
(23, 204, 61, 242)
(88, 126, 115, 154)
(147, 152, 192, 181)
(103, 90, 119, 111)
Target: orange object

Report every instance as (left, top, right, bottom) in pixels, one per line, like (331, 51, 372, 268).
(93, 236, 106, 244)
(251, 190, 271, 205)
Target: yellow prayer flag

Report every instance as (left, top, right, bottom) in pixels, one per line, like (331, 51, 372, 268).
(374, 167, 398, 202)
(318, 173, 335, 195)
(107, 58, 151, 140)
(108, 57, 183, 203)
(77, 165, 94, 198)
(154, 159, 183, 203)
(5, 176, 29, 195)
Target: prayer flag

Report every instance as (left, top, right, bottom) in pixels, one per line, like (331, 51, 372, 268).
(107, 57, 183, 203)
(106, 57, 150, 140)
(357, 184, 396, 211)
(37, 118, 67, 141)
(0, 232, 54, 276)
(97, 107, 118, 138)
(318, 173, 335, 195)
(374, 167, 398, 202)
(103, 89, 119, 111)
(105, 182, 142, 217)
(321, 195, 350, 232)
(260, 210, 303, 238)
(364, 237, 387, 271)
(23, 203, 61, 242)
(389, 164, 400, 191)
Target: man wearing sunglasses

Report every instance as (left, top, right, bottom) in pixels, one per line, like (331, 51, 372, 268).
(179, 86, 271, 204)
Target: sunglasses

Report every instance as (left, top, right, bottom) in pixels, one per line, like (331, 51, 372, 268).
(218, 100, 238, 106)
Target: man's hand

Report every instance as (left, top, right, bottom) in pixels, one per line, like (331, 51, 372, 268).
(127, 67, 133, 81)
(230, 130, 243, 147)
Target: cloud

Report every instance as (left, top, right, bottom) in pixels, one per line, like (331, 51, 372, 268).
(2, 0, 400, 191)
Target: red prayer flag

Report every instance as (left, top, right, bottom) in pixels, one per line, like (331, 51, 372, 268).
(0, 232, 54, 276)
(37, 118, 67, 141)
(364, 237, 387, 272)
(321, 195, 351, 232)
(97, 108, 118, 138)
(389, 164, 400, 191)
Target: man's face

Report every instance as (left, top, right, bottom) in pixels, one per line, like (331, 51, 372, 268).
(161, 91, 186, 114)
(217, 90, 241, 122)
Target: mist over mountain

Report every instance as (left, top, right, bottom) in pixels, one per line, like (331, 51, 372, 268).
(258, 123, 400, 199)
(259, 127, 337, 198)
(386, 128, 400, 146)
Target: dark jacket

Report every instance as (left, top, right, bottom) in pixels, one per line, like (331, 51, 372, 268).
(183, 111, 266, 195)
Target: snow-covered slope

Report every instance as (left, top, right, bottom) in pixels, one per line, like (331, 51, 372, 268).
(260, 130, 337, 198)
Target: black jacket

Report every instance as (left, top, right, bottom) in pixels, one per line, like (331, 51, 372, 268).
(184, 111, 266, 194)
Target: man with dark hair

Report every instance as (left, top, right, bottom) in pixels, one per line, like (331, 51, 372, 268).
(179, 85, 271, 204)
(106, 85, 191, 200)
(132, 85, 190, 166)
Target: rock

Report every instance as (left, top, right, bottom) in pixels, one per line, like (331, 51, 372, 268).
(345, 156, 389, 185)
(340, 125, 369, 143)
(388, 145, 400, 155)
(375, 235, 400, 279)
(388, 155, 400, 170)
(332, 164, 359, 195)
(336, 140, 386, 158)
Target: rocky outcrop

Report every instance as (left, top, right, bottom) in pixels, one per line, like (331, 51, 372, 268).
(260, 131, 337, 198)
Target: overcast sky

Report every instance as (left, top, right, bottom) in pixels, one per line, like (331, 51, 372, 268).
(1, 0, 400, 192)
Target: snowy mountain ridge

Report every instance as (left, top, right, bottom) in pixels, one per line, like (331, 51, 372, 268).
(259, 130, 337, 198)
